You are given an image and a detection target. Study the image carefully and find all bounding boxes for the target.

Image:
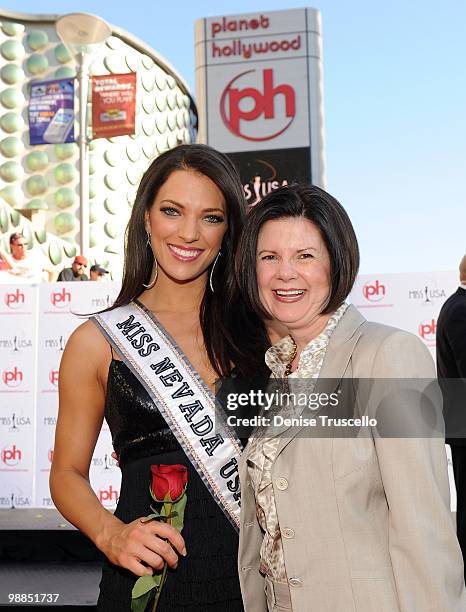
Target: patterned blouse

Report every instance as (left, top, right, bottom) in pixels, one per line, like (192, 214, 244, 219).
(246, 303, 348, 581)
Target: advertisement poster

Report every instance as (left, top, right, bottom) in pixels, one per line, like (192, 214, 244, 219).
(92, 73, 137, 139)
(28, 78, 75, 145)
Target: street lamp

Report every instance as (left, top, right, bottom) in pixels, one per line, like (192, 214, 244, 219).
(55, 13, 111, 257)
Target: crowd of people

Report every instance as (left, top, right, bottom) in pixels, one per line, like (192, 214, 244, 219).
(0, 233, 110, 282)
(48, 144, 466, 612)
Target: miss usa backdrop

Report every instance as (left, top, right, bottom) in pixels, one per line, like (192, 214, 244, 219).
(0, 270, 458, 510)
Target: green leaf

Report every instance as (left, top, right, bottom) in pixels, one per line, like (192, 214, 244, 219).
(132, 574, 159, 600)
(131, 590, 153, 612)
(171, 493, 187, 533)
(140, 512, 160, 523)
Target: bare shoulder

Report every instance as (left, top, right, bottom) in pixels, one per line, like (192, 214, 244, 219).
(61, 319, 111, 384)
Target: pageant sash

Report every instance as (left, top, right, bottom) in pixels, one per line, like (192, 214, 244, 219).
(93, 301, 242, 531)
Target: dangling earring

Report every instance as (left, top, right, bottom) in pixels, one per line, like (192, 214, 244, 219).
(143, 232, 158, 289)
(209, 251, 221, 293)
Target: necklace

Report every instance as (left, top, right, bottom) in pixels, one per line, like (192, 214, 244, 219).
(284, 336, 297, 377)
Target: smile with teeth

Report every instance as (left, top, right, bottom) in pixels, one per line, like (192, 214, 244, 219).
(274, 289, 305, 296)
(168, 244, 204, 261)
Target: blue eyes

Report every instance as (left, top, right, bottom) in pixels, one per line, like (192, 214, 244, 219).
(160, 207, 224, 224)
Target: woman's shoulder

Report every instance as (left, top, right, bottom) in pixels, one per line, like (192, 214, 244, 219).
(64, 318, 110, 368)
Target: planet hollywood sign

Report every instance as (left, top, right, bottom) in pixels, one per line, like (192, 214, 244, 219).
(196, 8, 325, 188)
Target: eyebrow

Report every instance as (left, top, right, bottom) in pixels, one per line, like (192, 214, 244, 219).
(159, 199, 225, 214)
(257, 246, 318, 256)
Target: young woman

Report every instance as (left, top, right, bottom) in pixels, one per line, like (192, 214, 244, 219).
(50, 144, 268, 611)
(235, 184, 466, 611)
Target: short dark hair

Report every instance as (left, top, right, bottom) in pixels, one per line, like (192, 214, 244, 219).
(236, 184, 360, 318)
(9, 232, 23, 245)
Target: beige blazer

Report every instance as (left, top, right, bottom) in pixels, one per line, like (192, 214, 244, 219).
(238, 305, 466, 611)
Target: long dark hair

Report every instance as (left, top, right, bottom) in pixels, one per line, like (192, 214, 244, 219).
(110, 144, 269, 378)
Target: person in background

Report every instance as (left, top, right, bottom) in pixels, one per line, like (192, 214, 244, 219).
(57, 255, 89, 282)
(437, 253, 466, 577)
(89, 264, 109, 281)
(0, 232, 53, 281)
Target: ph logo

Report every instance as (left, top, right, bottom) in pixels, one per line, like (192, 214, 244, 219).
(418, 319, 436, 341)
(98, 485, 119, 505)
(220, 68, 295, 141)
(2, 367, 23, 387)
(4, 288, 25, 310)
(1, 444, 22, 466)
(49, 370, 59, 386)
(50, 288, 71, 308)
(363, 280, 386, 302)
(48, 449, 54, 463)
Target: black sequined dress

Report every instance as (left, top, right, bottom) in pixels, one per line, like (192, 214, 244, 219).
(96, 358, 244, 611)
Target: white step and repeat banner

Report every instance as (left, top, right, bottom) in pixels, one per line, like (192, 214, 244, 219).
(0, 271, 459, 509)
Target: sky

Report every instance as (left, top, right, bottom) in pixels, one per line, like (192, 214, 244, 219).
(3, 0, 465, 274)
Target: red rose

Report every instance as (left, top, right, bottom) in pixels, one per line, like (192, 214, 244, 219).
(150, 464, 188, 502)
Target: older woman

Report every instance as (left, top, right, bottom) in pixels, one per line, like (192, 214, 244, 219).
(235, 184, 466, 611)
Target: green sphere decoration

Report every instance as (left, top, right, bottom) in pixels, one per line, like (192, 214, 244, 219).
(25, 151, 49, 172)
(0, 40, 25, 61)
(104, 149, 119, 167)
(0, 136, 24, 158)
(0, 64, 25, 84)
(54, 187, 76, 209)
(104, 221, 118, 239)
(89, 224, 101, 248)
(63, 242, 77, 258)
(9, 208, 21, 226)
(0, 207, 9, 232)
(0, 112, 24, 133)
(35, 228, 47, 244)
(26, 175, 48, 196)
(104, 195, 119, 214)
(54, 67, 75, 79)
(26, 199, 48, 210)
(54, 163, 76, 185)
(54, 43, 71, 64)
(54, 212, 76, 235)
(89, 156, 96, 175)
(48, 240, 63, 265)
(89, 178, 97, 199)
(0, 87, 24, 109)
(1, 22, 25, 36)
(26, 54, 49, 75)
(54, 143, 75, 160)
(27, 30, 49, 51)
(0, 185, 23, 207)
(0, 161, 23, 183)
(89, 202, 98, 223)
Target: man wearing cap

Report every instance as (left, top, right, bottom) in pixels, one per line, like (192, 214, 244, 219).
(57, 255, 89, 282)
(89, 264, 109, 281)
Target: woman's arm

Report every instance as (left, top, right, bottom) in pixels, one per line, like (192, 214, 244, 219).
(370, 330, 466, 610)
(50, 320, 186, 576)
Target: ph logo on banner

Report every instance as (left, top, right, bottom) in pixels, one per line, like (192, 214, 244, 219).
(98, 484, 119, 505)
(1, 444, 22, 466)
(362, 280, 386, 302)
(220, 68, 296, 141)
(4, 288, 25, 310)
(49, 370, 59, 386)
(418, 319, 437, 341)
(2, 367, 23, 387)
(50, 288, 71, 308)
